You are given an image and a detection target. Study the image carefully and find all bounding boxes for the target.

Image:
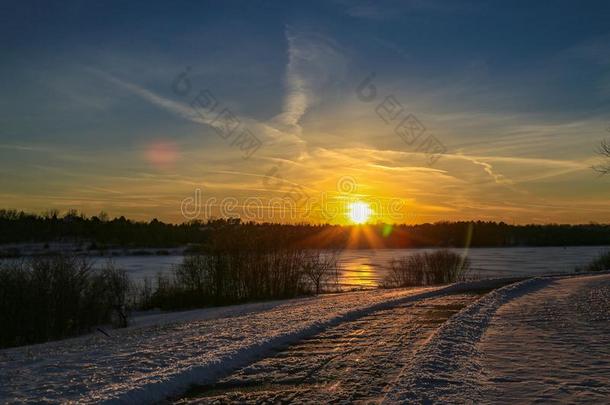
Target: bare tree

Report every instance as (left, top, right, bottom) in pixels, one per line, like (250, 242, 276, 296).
(98, 262, 132, 328)
(593, 140, 610, 175)
(302, 251, 339, 295)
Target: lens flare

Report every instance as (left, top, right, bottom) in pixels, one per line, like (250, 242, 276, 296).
(144, 141, 178, 168)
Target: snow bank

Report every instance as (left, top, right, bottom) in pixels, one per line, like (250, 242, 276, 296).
(382, 277, 553, 404)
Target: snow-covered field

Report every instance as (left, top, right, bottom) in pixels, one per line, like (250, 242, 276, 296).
(479, 273, 610, 403)
(1, 274, 608, 403)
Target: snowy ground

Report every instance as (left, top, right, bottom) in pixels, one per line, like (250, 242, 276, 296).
(479, 273, 610, 403)
(0, 284, 463, 403)
(383, 273, 610, 404)
(1, 274, 607, 403)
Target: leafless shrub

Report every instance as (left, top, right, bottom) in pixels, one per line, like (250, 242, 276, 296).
(382, 250, 471, 288)
(92, 262, 132, 327)
(0, 255, 132, 348)
(146, 248, 313, 310)
(579, 251, 610, 272)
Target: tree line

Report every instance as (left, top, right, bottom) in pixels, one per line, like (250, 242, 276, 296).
(1, 209, 609, 250)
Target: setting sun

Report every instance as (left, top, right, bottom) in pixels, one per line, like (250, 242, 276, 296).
(348, 201, 372, 224)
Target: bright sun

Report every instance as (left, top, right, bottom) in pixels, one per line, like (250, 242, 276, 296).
(348, 201, 372, 224)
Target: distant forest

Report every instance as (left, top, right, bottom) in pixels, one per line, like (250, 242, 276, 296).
(1, 209, 610, 250)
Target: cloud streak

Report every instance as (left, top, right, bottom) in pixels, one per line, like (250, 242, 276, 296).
(271, 28, 347, 137)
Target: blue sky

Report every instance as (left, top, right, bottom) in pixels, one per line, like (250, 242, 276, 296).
(2, 0, 610, 223)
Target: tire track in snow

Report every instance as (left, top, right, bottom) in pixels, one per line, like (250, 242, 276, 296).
(382, 277, 553, 404)
(176, 293, 483, 404)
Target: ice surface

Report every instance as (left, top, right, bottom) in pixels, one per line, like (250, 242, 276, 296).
(3, 246, 601, 287)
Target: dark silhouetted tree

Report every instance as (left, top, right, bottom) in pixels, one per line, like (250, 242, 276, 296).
(593, 139, 610, 175)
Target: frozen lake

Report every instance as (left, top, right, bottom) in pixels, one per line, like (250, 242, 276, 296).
(334, 246, 610, 288)
(84, 246, 610, 289)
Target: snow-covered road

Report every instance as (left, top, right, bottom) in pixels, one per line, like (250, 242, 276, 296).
(174, 292, 483, 403)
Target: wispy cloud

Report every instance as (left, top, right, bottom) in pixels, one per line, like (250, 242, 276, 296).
(457, 154, 513, 185)
(89, 65, 310, 160)
(271, 28, 347, 137)
(88, 68, 217, 127)
(338, 0, 472, 20)
(0, 143, 52, 152)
